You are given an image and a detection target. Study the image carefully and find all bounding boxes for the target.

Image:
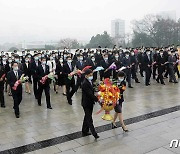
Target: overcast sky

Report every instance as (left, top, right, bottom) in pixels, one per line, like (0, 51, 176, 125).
(0, 0, 179, 44)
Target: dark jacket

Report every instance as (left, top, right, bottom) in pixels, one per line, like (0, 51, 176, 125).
(81, 78, 98, 108)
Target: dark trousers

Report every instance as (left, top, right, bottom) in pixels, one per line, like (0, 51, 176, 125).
(75, 76, 83, 92)
(92, 72, 97, 82)
(131, 66, 139, 82)
(124, 68, 132, 87)
(145, 67, 152, 85)
(153, 64, 158, 79)
(33, 77, 38, 99)
(37, 84, 51, 107)
(169, 66, 177, 82)
(66, 82, 76, 102)
(0, 86, 5, 106)
(139, 64, 144, 76)
(12, 90, 22, 115)
(157, 66, 165, 84)
(82, 107, 97, 137)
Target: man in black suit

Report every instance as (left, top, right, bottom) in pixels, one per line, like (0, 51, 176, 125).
(100, 54, 111, 80)
(7, 62, 23, 118)
(31, 54, 41, 99)
(0, 64, 5, 108)
(75, 55, 86, 92)
(36, 57, 52, 109)
(156, 50, 166, 85)
(144, 50, 153, 86)
(122, 51, 133, 88)
(63, 56, 76, 105)
(81, 69, 99, 139)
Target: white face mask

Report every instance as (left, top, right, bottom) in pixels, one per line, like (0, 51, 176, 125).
(115, 56, 119, 59)
(88, 76, 93, 81)
(118, 77, 124, 82)
(13, 66, 18, 71)
(67, 60, 72, 63)
(104, 57, 108, 61)
(92, 58, 95, 62)
(42, 61, 46, 65)
(80, 57, 83, 61)
(59, 59, 63, 63)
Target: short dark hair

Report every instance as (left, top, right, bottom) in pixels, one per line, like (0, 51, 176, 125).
(117, 71, 125, 77)
(84, 69, 93, 75)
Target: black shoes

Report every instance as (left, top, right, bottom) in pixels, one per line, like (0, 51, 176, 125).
(122, 126, 129, 132)
(94, 134, 100, 139)
(1, 105, 5, 108)
(47, 107, 53, 109)
(15, 114, 20, 118)
(111, 123, 118, 129)
(68, 99, 72, 105)
(128, 86, 133, 88)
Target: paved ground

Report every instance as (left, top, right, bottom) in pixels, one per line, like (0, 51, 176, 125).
(0, 76, 180, 154)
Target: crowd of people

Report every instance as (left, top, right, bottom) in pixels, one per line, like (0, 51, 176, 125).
(0, 45, 179, 121)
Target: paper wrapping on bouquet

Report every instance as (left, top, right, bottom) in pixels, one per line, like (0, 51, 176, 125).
(93, 66, 104, 72)
(108, 62, 117, 70)
(96, 78, 120, 121)
(68, 66, 92, 80)
(0, 74, 6, 80)
(12, 75, 29, 90)
(117, 66, 126, 72)
(40, 73, 55, 84)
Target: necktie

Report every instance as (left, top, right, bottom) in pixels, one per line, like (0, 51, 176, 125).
(51, 62, 54, 69)
(15, 71, 18, 79)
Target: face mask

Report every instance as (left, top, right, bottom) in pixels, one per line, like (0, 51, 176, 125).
(2, 58, 6, 61)
(35, 57, 39, 61)
(118, 77, 124, 82)
(104, 57, 108, 61)
(131, 53, 135, 56)
(41, 55, 44, 58)
(88, 76, 93, 81)
(55, 54, 58, 57)
(91, 54, 93, 56)
(160, 53, 163, 56)
(13, 67, 18, 71)
(125, 55, 129, 58)
(42, 61, 46, 65)
(80, 57, 83, 61)
(97, 52, 100, 54)
(115, 56, 119, 59)
(156, 51, 159, 54)
(59, 59, 63, 63)
(53, 55, 55, 58)
(64, 55, 67, 58)
(147, 52, 150, 55)
(67, 60, 72, 63)
(50, 57, 54, 61)
(25, 59, 29, 62)
(8, 59, 12, 63)
(92, 58, 95, 62)
(15, 59, 19, 63)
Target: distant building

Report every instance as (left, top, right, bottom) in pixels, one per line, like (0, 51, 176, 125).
(111, 19, 125, 38)
(157, 10, 176, 21)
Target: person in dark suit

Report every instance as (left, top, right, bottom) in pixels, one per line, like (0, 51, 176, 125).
(137, 50, 145, 77)
(130, 51, 140, 83)
(112, 53, 123, 79)
(144, 50, 153, 86)
(31, 54, 41, 99)
(0, 64, 5, 108)
(122, 52, 133, 88)
(7, 62, 23, 118)
(100, 54, 111, 80)
(22, 56, 32, 94)
(62, 56, 76, 105)
(55, 57, 66, 95)
(81, 69, 99, 139)
(168, 51, 178, 83)
(36, 57, 52, 109)
(156, 50, 166, 85)
(86, 56, 98, 82)
(75, 55, 86, 92)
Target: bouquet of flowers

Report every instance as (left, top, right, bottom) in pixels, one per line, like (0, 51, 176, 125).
(96, 78, 120, 121)
(12, 74, 29, 90)
(108, 62, 117, 70)
(40, 72, 55, 84)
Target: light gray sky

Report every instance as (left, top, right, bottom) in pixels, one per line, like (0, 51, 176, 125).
(0, 0, 179, 44)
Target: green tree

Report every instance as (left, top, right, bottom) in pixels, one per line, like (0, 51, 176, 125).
(86, 31, 113, 48)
